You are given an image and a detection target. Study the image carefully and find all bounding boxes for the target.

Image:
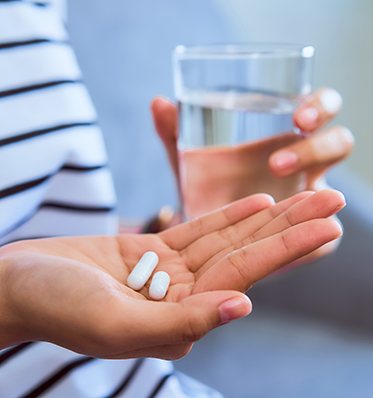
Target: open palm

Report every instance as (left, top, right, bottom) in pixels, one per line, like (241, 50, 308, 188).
(0, 190, 344, 359)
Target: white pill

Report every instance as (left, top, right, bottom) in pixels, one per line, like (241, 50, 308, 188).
(149, 271, 171, 300)
(127, 251, 159, 290)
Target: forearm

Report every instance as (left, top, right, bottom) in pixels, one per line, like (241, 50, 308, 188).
(0, 252, 27, 349)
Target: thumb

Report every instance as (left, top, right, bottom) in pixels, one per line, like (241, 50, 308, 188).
(151, 96, 179, 177)
(136, 291, 252, 347)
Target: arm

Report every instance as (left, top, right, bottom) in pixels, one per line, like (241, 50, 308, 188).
(0, 190, 344, 357)
(0, 259, 19, 348)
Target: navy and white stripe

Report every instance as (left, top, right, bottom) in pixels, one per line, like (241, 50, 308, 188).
(0, 2, 65, 43)
(0, 0, 220, 397)
(0, 0, 117, 242)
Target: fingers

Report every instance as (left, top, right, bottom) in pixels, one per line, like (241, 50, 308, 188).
(251, 189, 346, 242)
(269, 126, 354, 177)
(161, 193, 275, 250)
(270, 87, 353, 178)
(289, 215, 342, 265)
(294, 87, 343, 132)
(195, 218, 343, 293)
(292, 238, 341, 266)
(183, 191, 313, 271)
(192, 189, 344, 278)
(106, 291, 251, 353)
(151, 97, 179, 177)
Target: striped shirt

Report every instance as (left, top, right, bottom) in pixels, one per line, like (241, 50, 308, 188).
(0, 1, 221, 397)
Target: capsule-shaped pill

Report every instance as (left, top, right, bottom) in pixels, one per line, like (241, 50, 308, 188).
(127, 251, 159, 290)
(149, 271, 171, 300)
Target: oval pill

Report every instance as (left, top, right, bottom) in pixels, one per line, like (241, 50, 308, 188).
(126, 251, 159, 290)
(149, 271, 171, 300)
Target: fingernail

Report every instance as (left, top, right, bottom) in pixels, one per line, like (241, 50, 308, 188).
(299, 107, 319, 125)
(219, 296, 252, 324)
(271, 151, 298, 171)
(320, 90, 343, 113)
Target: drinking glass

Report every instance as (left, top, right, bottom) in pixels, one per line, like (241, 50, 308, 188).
(173, 43, 314, 218)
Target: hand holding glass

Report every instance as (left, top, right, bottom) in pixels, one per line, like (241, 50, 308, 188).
(174, 44, 314, 218)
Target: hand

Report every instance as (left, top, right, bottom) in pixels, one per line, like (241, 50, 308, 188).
(151, 88, 354, 192)
(151, 88, 353, 259)
(269, 88, 354, 188)
(269, 88, 353, 260)
(0, 190, 344, 360)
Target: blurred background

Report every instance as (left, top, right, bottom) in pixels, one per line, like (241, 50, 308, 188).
(68, 1, 373, 397)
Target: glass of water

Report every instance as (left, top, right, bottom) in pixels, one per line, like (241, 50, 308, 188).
(173, 43, 314, 219)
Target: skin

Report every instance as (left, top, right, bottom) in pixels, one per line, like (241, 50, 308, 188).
(152, 88, 354, 186)
(151, 87, 354, 259)
(0, 189, 345, 360)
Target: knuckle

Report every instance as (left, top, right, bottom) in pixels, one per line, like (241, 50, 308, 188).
(267, 204, 279, 220)
(243, 232, 255, 246)
(279, 231, 292, 255)
(218, 226, 239, 248)
(192, 216, 205, 237)
(222, 205, 234, 224)
(337, 126, 354, 152)
(219, 224, 248, 250)
(327, 126, 354, 159)
(283, 209, 295, 228)
(311, 126, 354, 164)
(227, 250, 249, 280)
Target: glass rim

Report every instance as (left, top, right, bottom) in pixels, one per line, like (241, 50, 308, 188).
(174, 43, 315, 60)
